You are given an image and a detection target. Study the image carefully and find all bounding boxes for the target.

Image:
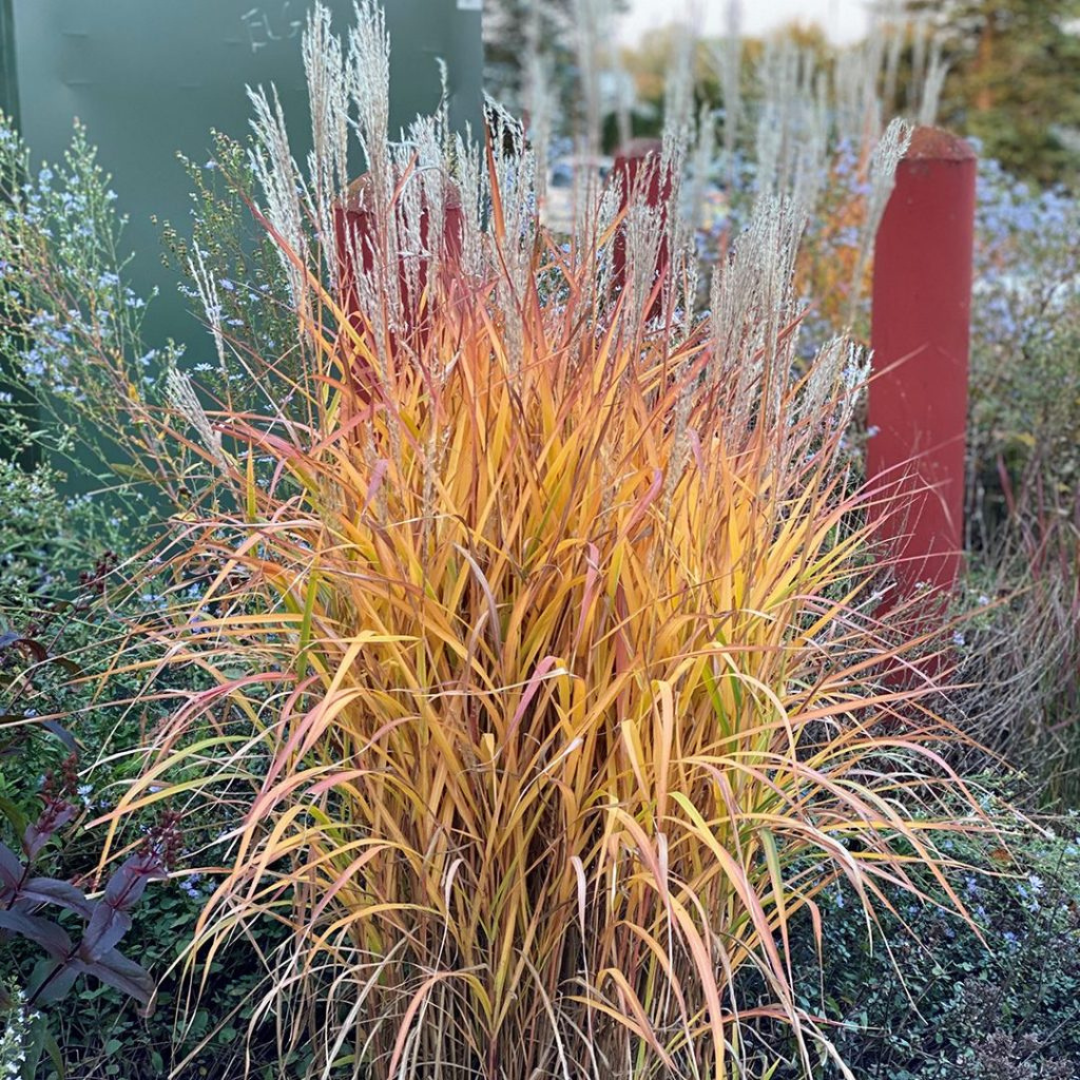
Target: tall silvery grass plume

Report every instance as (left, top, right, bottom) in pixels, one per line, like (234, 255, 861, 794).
(663, 0, 948, 350)
(0, 4, 1000, 1079)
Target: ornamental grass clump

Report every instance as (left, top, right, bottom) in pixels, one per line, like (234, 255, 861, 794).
(0, 5, 994, 1077)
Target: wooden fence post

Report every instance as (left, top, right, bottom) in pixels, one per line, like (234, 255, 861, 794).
(334, 174, 465, 330)
(868, 126, 976, 608)
(612, 138, 672, 307)
(332, 174, 465, 403)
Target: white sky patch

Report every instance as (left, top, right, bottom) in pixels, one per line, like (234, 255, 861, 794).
(619, 0, 871, 45)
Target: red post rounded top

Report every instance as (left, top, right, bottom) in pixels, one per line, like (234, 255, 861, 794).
(906, 126, 977, 163)
(614, 137, 664, 163)
(341, 171, 464, 214)
(613, 138, 671, 202)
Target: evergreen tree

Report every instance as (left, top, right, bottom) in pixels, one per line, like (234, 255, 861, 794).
(484, 0, 627, 113)
(907, 0, 1080, 185)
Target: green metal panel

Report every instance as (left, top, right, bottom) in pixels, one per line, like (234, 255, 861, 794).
(6, 0, 482, 352)
(0, 0, 17, 123)
(0, 0, 26, 466)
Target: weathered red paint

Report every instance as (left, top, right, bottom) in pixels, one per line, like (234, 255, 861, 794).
(333, 172, 465, 400)
(333, 172, 465, 331)
(611, 138, 672, 308)
(613, 138, 671, 208)
(868, 126, 976, 608)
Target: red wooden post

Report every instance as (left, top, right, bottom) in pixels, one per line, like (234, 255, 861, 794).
(332, 173, 465, 401)
(333, 173, 464, 333)
(611, 138, 673, 306)
(868, 126, 976, 608)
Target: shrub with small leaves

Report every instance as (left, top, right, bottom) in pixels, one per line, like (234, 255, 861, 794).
(0, 429, 290, 1076)
(0, 983, 38, 1080)
(0, 113, 186, 510)
(764, 802, 1080, 1079)
(966, 154, 1080, 548)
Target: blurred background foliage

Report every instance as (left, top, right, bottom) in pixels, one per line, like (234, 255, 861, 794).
(484, 0, 1080, 189)
(910, 0, 1080, 188)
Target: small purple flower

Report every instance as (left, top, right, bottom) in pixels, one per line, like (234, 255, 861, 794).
(180, 873, 205, 900)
